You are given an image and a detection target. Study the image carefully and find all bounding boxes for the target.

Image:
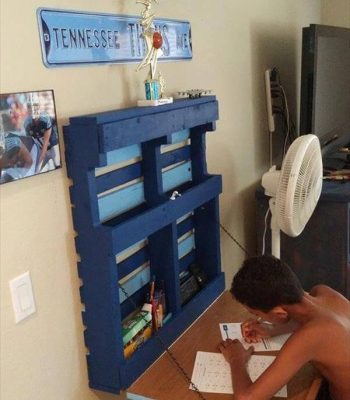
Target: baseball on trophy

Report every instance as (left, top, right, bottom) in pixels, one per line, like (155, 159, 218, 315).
(153, 32, 163, 49)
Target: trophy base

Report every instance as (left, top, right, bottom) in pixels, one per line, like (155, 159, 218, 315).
(137, 97, 173, 107)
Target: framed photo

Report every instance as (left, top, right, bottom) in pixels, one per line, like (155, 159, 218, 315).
(0, 90, 61, 185)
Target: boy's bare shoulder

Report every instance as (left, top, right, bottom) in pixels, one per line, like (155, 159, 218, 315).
(310, 284, 337, 296)
(310, 285, 349, 302)
(286, 309, 347, 359)
(310, 285, 350, 316)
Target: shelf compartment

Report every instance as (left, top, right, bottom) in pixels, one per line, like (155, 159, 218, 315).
(116, 274, 225, 392)
(108, 175, 222, 253)
(95, 130, 193, 222)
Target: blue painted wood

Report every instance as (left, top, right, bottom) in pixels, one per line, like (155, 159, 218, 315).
(69, 170, 101, 230)
(96, 162, 142, 194)
(118, 247, 149, 281)
(101, 131, 189, 172)
(177, 216, 194, 238)
(97, 138, 190, 206)
(119, 265, 150, 303)
(178, 234, 195, 259)
(177, 211, 193, 223)
(194, 198, 222, 280)
(64, 96, 222, 394)
(160, 146, 190, 169)
(99, 100, 218, 152)
(98, 181, 145, 222)
(148, 223, 181, 314)
(98, 159, 194, 222)
(77, 250, 124, 390)
(100, 127, 190, 172)
(70, 96, 217, 125)
(63, 124, 101, 169)
(117, 225, 195, 305)
(162, 161, 192, 192)
(116, 239, 146, 261)
(166, 129, 190, 144)
(110, 175, 222, 253)
(120, 284, 149, 320)
(104, 144, 141, 166)
(190, 125, 209, 182)
(179, 250, 196, 271)
(141, 138, 166, 206)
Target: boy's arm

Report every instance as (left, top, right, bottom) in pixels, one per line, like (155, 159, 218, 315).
(268, 319, 299, 336)
(242, 318, 298, 343)
(219, 326, 317, 400)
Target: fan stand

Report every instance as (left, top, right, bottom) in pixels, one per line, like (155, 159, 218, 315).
(269, 198, 281, 258)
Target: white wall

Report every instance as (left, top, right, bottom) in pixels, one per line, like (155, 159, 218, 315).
(0, 1, 323, 400)
(322, 0, 350, 27)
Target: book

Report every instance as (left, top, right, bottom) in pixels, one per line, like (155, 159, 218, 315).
(122, 305, 152, 345)
(123, 324, 153, 359)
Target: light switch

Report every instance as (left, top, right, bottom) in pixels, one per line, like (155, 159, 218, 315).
(9, 272, 36, 323)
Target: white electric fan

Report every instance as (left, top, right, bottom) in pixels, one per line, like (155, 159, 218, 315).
(262, 134, 323, 258)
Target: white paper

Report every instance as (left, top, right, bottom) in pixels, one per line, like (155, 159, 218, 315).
(190, 351, 287, 397)
(220, 323, 291, 352)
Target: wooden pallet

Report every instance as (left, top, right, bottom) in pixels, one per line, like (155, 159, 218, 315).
(63, 96, 225, 394)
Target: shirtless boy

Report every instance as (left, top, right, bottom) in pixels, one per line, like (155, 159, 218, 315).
(218, 255, 350, 400)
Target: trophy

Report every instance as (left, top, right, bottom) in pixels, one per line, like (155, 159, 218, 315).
(136, 0, 173, 106)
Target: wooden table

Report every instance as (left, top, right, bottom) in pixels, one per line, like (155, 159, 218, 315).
(127, 292, 320, 400)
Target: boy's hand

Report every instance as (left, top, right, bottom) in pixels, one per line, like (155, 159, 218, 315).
(218, 339, 254, 365)
(241, 318, 272, 343)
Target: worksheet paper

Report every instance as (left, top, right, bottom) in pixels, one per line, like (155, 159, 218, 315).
(190, 351, 287, 397)
(219, 323, 291, 352)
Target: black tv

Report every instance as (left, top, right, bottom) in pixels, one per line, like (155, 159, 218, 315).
(300, 24, 350, 161)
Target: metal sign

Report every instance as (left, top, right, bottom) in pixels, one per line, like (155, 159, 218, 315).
(37, 8, 192, 68)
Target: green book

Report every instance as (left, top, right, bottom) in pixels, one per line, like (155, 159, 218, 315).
(122, 310, 152, 345)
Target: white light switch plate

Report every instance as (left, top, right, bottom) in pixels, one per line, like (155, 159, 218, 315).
(9, 271, 36, 323)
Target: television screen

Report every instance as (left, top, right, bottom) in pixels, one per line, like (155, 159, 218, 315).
(300, 25, 350, 157)
(0, 90, 61, 184)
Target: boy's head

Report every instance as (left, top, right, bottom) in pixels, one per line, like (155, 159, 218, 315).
(231, 255, 304, 313)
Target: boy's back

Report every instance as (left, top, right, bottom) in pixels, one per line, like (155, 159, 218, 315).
(306, 285, 350, 399)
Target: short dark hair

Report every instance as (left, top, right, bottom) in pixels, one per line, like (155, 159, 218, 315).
(231, 255, 304, 312)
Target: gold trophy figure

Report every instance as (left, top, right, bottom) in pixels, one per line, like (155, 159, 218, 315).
(136, 0, 173, 106)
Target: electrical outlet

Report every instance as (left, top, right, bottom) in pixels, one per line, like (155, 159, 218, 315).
(9, 272, 36, 323)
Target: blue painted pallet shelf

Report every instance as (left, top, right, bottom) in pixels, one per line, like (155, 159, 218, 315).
(63, 96, 224, 394)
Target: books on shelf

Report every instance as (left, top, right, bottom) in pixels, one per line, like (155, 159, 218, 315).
(122, 304, 152, 346)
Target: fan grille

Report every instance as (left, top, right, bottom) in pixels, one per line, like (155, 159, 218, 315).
(276, 135, 323, 237)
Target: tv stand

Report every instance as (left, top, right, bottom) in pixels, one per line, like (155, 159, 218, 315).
(323, 144, 350, 172)
(323, 158, 348, 172)
(256, 182, 350, 299)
